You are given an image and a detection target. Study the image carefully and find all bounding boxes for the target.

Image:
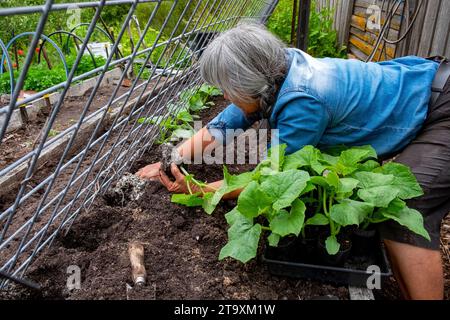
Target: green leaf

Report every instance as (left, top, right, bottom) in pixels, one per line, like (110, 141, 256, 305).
(237, 181, 273, 219)
(310, 172, 341, 191)
(375, 162, 424, 199)
(219, 222, 262, 263)
(269, 199, 306, 237)
(387, 197, 406, 212)
(268, 233, 281, 247)
(176, 110, 194, 123)
(300, 181, 316, 196)
(325, 235, 340, 255)
(358, 160, 381, 172)
(260, 170, 310, 211)
(357, 186, 400, 208)
(225, 207, 250, 225)
(330, 199, 374, 226)
(205, 167, 253, 214)
(379, 206, 430, 241)
(171, 193, 204, 207)
(338, 178, 360, 194)
(354, 172, 394, 188)
(324, 170, 340, 189)
(223, 167, 254, 190)
(306, 213, 329, 226)
(335, 146, 377, 176)
(283, 145, 327, 174)
(321, 153, 339, 166)
(310, 176, 329, 188)
(201, 192, 215, 214)
(170, 128, 194, 140)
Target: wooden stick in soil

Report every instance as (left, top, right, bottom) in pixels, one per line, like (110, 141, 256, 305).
(128, 241, 147, 286)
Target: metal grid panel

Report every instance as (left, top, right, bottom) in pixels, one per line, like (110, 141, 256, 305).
(0, 0, 278, 288)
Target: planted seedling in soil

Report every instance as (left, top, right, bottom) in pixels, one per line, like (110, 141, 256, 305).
(137, 84, 221, 145)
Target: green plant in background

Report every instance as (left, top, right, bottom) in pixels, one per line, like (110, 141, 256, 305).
(308, 0, 347, 58)
(172, 144, 429, 263)
(0, 54, 106, 94)
(137, 106, 198, 144)
(267, 0, 293, 44)
(47, 129, 60, 138)
(267, 0, 346, 58)
(137, 84, 221, 144)
(180, 83, 221, 112)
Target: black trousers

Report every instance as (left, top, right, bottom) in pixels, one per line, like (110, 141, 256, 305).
(379, 58, 450, 250)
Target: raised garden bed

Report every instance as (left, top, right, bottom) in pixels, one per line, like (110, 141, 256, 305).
(0, 96, 449, 300)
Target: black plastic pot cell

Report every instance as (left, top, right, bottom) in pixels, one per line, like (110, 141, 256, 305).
(263, 238, 392, 287)
(351, 228, 378, 257)
(316, 235, 352, 267)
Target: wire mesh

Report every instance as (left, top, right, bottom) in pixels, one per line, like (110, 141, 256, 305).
(0, 0, 278, 288)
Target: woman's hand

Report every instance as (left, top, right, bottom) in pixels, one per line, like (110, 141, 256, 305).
(135, 162, 162, 181)
(159, 163, 198, 194)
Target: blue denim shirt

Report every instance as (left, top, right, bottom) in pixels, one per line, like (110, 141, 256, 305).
(206, 48, 439, 157)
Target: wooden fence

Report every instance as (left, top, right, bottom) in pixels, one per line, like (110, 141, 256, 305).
(315, 0, 449, 61)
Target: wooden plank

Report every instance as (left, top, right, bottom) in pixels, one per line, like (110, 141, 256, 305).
(446, 33, 450, 58)
(353, 7, 402, 31)
(342, 0, 355, 47)
(349, 43, 369, 61)
(354, 0, 404, 16)
(349, 34, 395, 60)
(417, 0, 441, 57)
(350, 23, 400, 40)
(395, 0, 408, 58)
(332, 0, 338, 31)
(335, 0, 343, 43)
(351, 14, 366, 31)
(430, 0, 450, 57)
(336, 0, 343, 32)
(408, 0, 428, 56)
(350, 26, 396, 56)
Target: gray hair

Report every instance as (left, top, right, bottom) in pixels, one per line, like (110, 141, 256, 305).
(199, 23, 287, 115)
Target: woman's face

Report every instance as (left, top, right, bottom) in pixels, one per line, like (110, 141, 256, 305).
(223, 92, 259, 115)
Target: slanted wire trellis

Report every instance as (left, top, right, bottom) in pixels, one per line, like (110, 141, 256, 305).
(0, 0, 279, 289)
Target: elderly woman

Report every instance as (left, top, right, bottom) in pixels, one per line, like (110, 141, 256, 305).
(136, 24, 450, 300)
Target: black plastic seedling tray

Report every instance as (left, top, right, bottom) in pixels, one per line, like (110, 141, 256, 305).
(262, 241, 393, 287)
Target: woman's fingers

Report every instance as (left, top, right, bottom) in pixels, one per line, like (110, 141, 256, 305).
(135, 162, 162, 180)
(170, 163, 185, 183)
(158, 169, 173, 189)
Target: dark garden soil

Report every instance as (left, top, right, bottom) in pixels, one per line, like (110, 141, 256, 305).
(0, 97, 449, 300)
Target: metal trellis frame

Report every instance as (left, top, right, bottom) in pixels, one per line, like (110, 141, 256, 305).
(0, 0, 279, 289)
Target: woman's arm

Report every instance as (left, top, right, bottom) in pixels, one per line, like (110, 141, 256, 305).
(135, 126, 217, 180)
(177, 126, 217, 161)
(136, 103, 257, 200)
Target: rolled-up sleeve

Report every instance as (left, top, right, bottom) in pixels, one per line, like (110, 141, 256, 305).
(272, 92, 329, 154)
(206, 103, 260, 145)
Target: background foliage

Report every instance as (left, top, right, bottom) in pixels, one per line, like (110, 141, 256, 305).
(267, 0, 347, 58)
